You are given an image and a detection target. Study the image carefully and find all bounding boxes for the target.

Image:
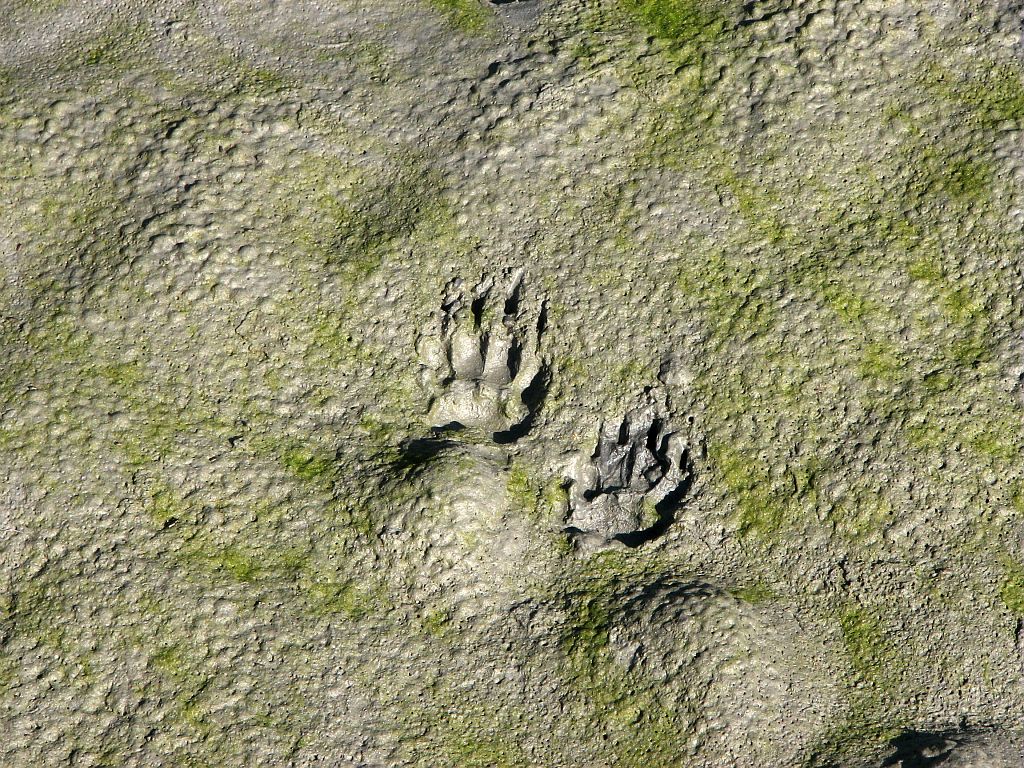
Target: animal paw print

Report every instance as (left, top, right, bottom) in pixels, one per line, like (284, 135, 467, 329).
(566, 392, 691, 549)
(417, 269, 548, 442)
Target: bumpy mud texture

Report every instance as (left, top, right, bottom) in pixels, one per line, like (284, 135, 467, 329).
(3, 0, 1024, 766)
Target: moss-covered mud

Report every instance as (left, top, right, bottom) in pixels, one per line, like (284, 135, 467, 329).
(2, 0, 1024, 765)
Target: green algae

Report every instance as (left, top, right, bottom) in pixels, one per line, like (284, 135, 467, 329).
(149, 641, 221, 740)
(142, 479, 386, 621)
(827, 499, 895, 543)
(191, 545, 267, 583)
(3, 9, 1024, 765)
(215, 54, 291, 96)
(804, 608, 907, 765)
(442, 717, 528, 768)
(6, 141, 416, 514)
(10, 0, 70, 10)
(611, 358, 656, 393)
(303, 181, 418, 277)
(718, 168, 791, 245)
(317, 39, 394, 83)
(819, 283, 878, 325)
(628, 31, 1024, 565)
(428, 0, 494, 33)
(420, 607, 452, 638)
(555, 552, 697, 766)
(840, 607, 899, 689)
(148, 485, 184, 528)
(506, 461, 569, 524)
(999, 559, 1024, 614)
(0, 652, 17, 690)
(151, 644, 192, 681)
(304, 579, 379, 619)
(619, 0, 733, 48)
(1, 571, 97, 688)
(507, 462, 541, 517)
(60, 23, 149, 76)
(307, 305, 371, 367)
(397, 684, 537, 768)
(807, 709, 907, 768)
(9, 306, 234, 468)
(927, 60, 1024, 128)
(277, 152, 452, 293)
(135, 591, 312, 762)
(0, 49, 494, 768)
(278, 441, 340, 488)
(858, 342, 906, 383)
(711, 443, 804, 539)
(729, 581, 777, 604)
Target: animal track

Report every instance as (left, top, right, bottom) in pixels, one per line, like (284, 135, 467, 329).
(417, 269, 548, 443)
(881, 729, 1024, 767)
(565, 392, 691, 549)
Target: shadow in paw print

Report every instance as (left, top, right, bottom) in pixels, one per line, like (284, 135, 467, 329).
(566, 392, 692, 550)
(882, 731, 958, 767)
(392, 436, 457, 474)
(487, 0, 545, 19)
(878, 728, 1023, 767)
(417, 269, 549, 443)
(493, 360, 551, 444)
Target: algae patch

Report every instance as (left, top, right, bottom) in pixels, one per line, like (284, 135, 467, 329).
(427, 0, 494, 33)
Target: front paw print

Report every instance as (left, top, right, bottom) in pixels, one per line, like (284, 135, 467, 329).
(566, 394, 692, 549)
(417, 269, 548, 442)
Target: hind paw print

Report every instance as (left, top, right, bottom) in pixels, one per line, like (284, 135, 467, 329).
(417, 269, 548, 442)
(566, 393, 692, 550)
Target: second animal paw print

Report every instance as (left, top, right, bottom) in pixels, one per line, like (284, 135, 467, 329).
(566, 393, 692, 551)
(417, 269, 549, 443)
